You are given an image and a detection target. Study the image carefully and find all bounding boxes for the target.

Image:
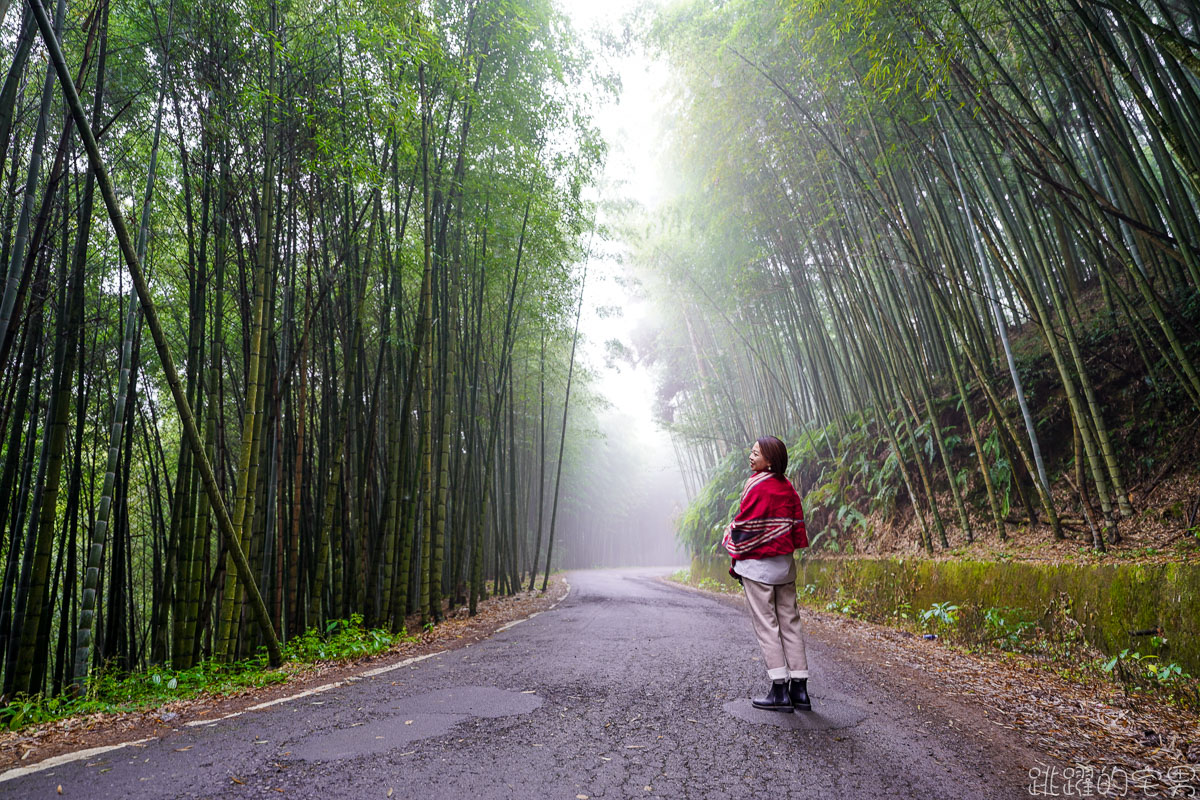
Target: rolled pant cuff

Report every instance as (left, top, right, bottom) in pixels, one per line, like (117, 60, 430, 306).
(789, 670, 809, 679)
(766, 667, 790, 681)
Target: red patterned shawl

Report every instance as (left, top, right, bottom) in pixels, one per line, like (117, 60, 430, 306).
(721, 471, 808, 563)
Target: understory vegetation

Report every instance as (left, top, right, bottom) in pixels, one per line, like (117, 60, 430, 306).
(0, 613, 410, 732)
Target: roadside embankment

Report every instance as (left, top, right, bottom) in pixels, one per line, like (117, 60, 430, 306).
(688, 554, 1200, 675)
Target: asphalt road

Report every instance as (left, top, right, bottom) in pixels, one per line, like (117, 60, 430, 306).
(1, 568, 1042, 799)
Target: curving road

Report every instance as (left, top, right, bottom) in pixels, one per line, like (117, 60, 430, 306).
(1, 568, 1042, 799)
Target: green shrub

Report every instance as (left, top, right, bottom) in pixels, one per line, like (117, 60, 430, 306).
(1099, 648, 1200, 707)
(284, 614, 406, 661)
(919, 601, 959, 629)
(823, 587, 863, 618)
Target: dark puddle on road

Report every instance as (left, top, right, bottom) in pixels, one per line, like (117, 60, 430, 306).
(723, 694, 869, 731)
(293, 687, 543, 761)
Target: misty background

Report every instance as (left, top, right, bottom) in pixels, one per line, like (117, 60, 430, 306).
(544, 0, 695, 570)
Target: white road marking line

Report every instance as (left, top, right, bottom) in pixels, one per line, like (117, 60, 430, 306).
(552, 582, 571, 609)
(241, 688, 318, 712)
(360, 651, 438, 678)
(0, 738, 157, 783)
(0, 578, 574, 783)
(183, 710, 245, 727)
(304, 681, 347, 695)
(497, 580, 571, 632)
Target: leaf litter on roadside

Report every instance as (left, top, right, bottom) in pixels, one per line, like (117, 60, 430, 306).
(809, 608, 1199, 796)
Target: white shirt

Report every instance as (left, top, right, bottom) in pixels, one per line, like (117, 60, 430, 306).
(733, 554, 796, 585)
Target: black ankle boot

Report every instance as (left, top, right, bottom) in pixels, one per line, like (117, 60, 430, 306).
(789, 678, 811, 710)
(751, 681, 793, 713)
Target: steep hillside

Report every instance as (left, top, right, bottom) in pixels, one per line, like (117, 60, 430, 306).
(678, 285, 1200, 564)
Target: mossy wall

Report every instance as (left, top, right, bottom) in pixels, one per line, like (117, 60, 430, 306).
(690, 555, 1200, 673)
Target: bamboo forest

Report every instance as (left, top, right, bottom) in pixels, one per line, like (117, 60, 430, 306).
(0, 0, 616, 700)
(1, 0, 1200, 792)
(645, 0, 1200, 561)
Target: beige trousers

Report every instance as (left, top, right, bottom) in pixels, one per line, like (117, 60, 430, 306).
(743, 577, 810, 681)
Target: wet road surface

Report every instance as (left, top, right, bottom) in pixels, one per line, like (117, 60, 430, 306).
(1, 568, 1041, 798)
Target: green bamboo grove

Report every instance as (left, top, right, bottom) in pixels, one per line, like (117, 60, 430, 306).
(641, 0, 1200, 555)
(0, 0, 605, 702)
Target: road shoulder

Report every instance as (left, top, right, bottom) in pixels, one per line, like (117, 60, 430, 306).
(0, 576, 570, 776)
(659, 575, 1200, 796)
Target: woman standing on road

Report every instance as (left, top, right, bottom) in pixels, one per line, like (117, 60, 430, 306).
(722, 436, 812, 713)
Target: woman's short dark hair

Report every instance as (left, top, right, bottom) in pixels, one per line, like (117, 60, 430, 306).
(757, 436, 788, 475)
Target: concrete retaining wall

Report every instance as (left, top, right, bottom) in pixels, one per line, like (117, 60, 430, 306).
(689, 554, 1200, 673)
